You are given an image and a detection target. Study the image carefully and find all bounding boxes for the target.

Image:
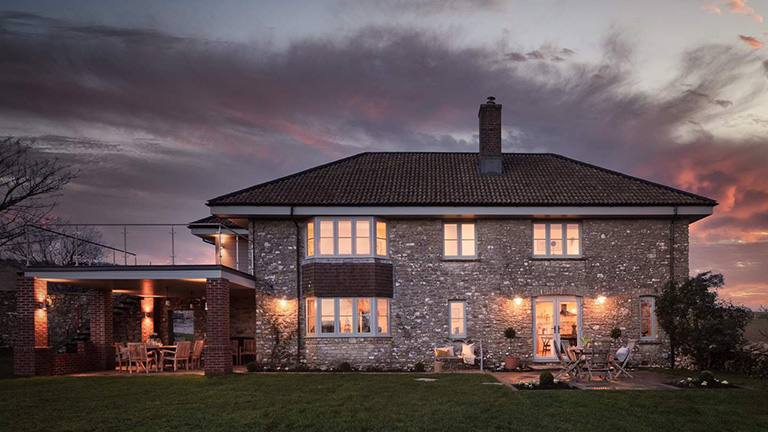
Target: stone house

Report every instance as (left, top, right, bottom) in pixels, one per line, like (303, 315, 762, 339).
(14, 97, 716, 375)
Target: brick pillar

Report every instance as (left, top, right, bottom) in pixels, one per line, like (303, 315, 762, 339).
(90, 289, 115, 370)
(14, 277, 48, 376)
(141, 297, 155, 342)
(205, 278, 231, 375)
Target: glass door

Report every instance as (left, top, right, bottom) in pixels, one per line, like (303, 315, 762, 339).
(533, 296, 582, 362)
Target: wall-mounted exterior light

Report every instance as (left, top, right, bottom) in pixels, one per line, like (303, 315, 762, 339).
(279, 299, 288, 308)
(37, 301, 47, 311)
(513, 297, 523, 306)
(596, 295, 607, 304)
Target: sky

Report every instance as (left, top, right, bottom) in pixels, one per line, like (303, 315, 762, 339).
(1, 0, 767, 307)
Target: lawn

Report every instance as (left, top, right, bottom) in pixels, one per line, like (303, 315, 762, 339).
(0, 357, 766, 432)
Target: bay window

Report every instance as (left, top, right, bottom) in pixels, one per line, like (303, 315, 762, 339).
(306, 217, 388, 257)
(533, 222, 581, 257)
(306, 297, 391, 337)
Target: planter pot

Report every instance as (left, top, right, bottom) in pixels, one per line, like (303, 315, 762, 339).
(504, 356, 521, 370)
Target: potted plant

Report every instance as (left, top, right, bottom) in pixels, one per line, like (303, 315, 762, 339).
(609, 327, 622, 340)
(503, 327, 521, 370)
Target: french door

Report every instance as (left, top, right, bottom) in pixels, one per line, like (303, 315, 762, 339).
(532, 296, 582, 362)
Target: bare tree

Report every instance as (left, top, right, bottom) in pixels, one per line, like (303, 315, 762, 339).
(4, 222, 106, 265)
(0, 137, 77, 249)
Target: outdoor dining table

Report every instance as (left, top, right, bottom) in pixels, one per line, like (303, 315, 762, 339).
(146, 345, 176, 371)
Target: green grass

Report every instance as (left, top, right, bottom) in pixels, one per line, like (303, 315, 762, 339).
(0, 357, 766, 431)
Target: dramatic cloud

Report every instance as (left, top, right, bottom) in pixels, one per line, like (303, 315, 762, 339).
(1, 13, 767, 305)
(739, 34, 763, 48)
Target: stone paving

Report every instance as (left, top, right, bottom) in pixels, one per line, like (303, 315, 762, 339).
(491, 369, 680, 390)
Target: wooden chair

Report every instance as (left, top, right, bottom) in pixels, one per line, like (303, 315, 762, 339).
(611, 339, 636, 379)
(553, 340, 579, 379)
(584, 340, 613, 381)
(127, 343, 158, 374)
(190, 340, 204, 369)
(240, 340, 257, 364)
(161, 341, 192, 371)
(232, 340, 240, 365)
(114, 343, 129, 372)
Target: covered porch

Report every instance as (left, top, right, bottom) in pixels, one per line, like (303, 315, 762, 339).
(15, 265, 255, 376)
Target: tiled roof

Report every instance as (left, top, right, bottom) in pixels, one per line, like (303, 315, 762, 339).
(187, 216, 244, 229)
(208, 153, 716, 207)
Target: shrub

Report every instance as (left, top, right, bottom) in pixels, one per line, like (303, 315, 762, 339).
(699, 370, 715, 383)
(246, 362, 259, 372)
(539, 372, 554, 385)
(504, 327, 516, 339)
(610, 327, 622, 339)
(337, 362, 352, 372)
(413, 362, 425, 372)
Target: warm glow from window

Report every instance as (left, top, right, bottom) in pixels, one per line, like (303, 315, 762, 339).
(307, 222, 315, 256)
(449, 300, 466, 337)
(307, 218, 387, 257)
(306, 297, 389, 337)
(444, 222, 476, 258)
(533, 222, 581, 257)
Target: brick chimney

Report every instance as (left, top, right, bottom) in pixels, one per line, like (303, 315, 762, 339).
(478, 96, 503, 176)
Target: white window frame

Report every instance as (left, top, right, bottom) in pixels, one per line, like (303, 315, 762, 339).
(306, 217, 388, 258)
(639, 296, 657, 341)
(442, 222, 477, 259)
(448, 300, 466, 338)
(305, 297, 391, 337)
(532, 221, 582, 258)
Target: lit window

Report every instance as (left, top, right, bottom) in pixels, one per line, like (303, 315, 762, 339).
(306, 298, 316, 334)
(307, 222, 315, 257)
(319, 220, 335, 255)
(339, 298, 354, 333)
(306, 217, 388, 257)
(320, 298, 336, 333)
(443, 222, 477, 258)
(640, 296, 656, 340)
(306, 297, 391, 337)
(376, 221, 387, 256)
(532, 222, 581, 257)
(449, 300, 466, 338)
(357, 298, 371, 333)
(356, 220, 371, 255)
(377, 298, 389, 334)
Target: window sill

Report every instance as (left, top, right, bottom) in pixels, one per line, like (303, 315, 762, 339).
(638, 339, 661, 345)
(442, 257, 479, 262)
(302, 256, 392, 263)
(530, 256, 585, 261)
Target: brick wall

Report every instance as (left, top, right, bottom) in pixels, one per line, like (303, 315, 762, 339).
(89, 289, 114, 371)
(250, 217, 688, 370)
(14, 277, 47, 376)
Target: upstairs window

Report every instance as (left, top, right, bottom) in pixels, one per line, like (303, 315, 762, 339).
(533, 222, 581, 257)
(306, 217, 388, 258)
(443, 222, 476, 258)
(640, 296, 657, 340)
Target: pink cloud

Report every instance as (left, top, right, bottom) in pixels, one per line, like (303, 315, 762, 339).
(702, 4, 722, 15)
(738, 34, 763, 48)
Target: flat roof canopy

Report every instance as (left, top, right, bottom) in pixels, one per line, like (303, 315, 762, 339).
(23, 265, 256, 297)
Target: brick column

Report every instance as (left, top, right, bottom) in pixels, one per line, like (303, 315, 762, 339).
(90, 289, 115, 371)
(14, 277, 48, 376)
(205, 278, 231, 375)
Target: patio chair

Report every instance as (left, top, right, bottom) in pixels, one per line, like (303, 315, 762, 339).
(232, 340, 240, 365)
(553, 340, 578, 379)
(190, 340, 204, 369)
(561, 340, 582, 379)
(127, 343, 158, 374)
(161, 341, 192, 371)
(584, 340, 613, 381)
(610, 339, 636, 379)
(114, 343, 129, 372)
(241, 340, 257, 364)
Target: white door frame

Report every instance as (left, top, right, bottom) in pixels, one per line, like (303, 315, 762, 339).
(532, 296, 583, 362)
